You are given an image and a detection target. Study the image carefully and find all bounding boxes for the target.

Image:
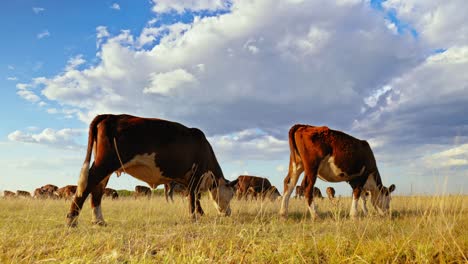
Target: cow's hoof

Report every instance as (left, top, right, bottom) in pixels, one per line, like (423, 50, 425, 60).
(66, 214, 78, 228)
(92, 220, 107, 226)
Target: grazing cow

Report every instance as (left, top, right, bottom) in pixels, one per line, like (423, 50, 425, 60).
(235, 175, 281, 201)
(67, 114, 237, 227)
(33, 188, 47, 199)
(164, 181, 188, 202)
(247, 185, 282, 202)
(103, 188, 119, 199)
(56, 185, 77, 200)
(3, 190, 15, 198)
(37, 184, 59, 199)
(326, 187, 336, 200)
(134, 185, 152, 198)
(280, 125, 395, 219)
(16, 190, 31, 198)
(295, 186, 322, 199)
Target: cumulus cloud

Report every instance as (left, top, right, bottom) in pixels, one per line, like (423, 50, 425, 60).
(151, 0, 231, 13)
(143, 69, 197, 94)
(37, 30, 50, 39)
(209, 129, 288, 161)
(383, 0, 468, 48)
(8, 128, 84, 150)
(15, 0, 468, 186)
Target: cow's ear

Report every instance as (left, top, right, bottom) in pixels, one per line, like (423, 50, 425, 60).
(389, 184, 396, 193)
(226, 179, 238, 188)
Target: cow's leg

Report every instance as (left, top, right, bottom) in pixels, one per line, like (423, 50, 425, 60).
(350, 187, 362, 218)
(164, 184, 170, 203)
(90, 175, 111, 226)
(361, 192, 369, 216)
(304, 172, 319, 220)
(67, 164, 113, 227)
(279, 160, 304, 217)
(195, 193, 204, 216)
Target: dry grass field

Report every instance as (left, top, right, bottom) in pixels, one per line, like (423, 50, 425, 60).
(0, 195, 466, 263)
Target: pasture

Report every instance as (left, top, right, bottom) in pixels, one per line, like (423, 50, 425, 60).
(0, 195, 466, 263)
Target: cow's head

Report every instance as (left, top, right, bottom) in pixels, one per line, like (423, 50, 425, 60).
(371, 184, 396, 214)
(265, 186, 281, 201)
(210, 178, 238, 216)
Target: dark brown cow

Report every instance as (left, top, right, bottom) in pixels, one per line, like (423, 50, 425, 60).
(67, 114, 237, 227)
(164, 181, 188, 202)
(3, 190, 15, 198)
(326, 187, 336, 200)
(103, 188, 119, 199)
(134, 185, 152, 198)
(235, 175, 281, 201)
(16, 190, 31, 198)
(36, 184, 59, 199)
(33, 188, 47, 199)
(56, 185, 77, 200)
(280, 125, 395, 219)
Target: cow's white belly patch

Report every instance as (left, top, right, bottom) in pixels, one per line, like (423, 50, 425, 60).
(317, 155, 365, 182)
(116, 153, 171, 188)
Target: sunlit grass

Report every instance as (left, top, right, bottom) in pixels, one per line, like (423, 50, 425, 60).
(0, 195, 466, 263)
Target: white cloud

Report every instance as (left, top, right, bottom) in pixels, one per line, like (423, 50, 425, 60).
(151, 0, 231, 13)
(111, 3, 121, 10)
(143, 69, 197, 94)
(37, 30, 50, 39)
(65, 55, 86, 71)
(8, 128, 84, 150)
(7, 65, 15, 70)
(32, 7, 45, 14)
(17, 90, 40, 103)
(7, 77, 18, 81)
(209, 129, 288, 161)
(383, 0, 468, 48)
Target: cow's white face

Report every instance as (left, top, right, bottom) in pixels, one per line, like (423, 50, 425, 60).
(372, 184, 396, 214)
(210, 180, 236, 216)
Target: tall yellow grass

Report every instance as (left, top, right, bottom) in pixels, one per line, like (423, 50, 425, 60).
(0, 195, 466, 263)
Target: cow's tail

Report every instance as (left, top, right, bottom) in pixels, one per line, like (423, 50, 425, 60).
(288, 124, 304, 161)
(76, 115, 109, 197)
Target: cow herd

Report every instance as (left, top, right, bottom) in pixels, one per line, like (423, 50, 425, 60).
(4, 114, 397, 227)
(2, 184, 118, 200)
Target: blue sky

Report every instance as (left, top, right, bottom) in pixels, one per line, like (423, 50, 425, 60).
(1, 0, 467, 196)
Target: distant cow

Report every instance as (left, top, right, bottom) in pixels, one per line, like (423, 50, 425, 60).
(3, 190, 15, 198)
(326, 187, 336, 200)
(16, 190, 31, 198)
(280, 125, 395, 219)
(104, 188, 119, 199)
(134, 185, 152, 198)
(164, 181, 188, 202)
(37, 184, 59, 199)
(56, 185, 77, 200)
(66, 114, 237, 227)
(235, 175, 281, 202)
(295, 186, 322, 199)
(33, 188, 47, 199)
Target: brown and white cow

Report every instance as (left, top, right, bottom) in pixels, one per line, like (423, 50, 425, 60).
(103, 188, 119, 200)
(16, 190, 31, 198)
(33, 188, 47, 199)
(56, 185, 77, 200)
(164, 181, 188, 202)
(134, 185, 152, 198)
(36, 184, 59, 199)
(67, 114, 237, 227)
(280, 125, 395, 219)
(235, 175, 281, 202)
(3, 190, 15, 198)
